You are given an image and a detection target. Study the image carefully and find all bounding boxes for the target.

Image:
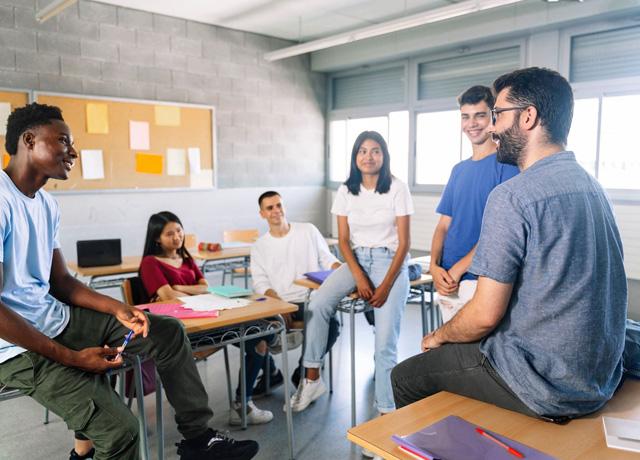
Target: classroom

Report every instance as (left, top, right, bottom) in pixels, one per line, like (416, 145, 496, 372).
(0, 0, 639, 459)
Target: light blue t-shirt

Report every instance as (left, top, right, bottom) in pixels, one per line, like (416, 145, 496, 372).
(437, 153, 518, 281)
(0, 170, 69, 364)
(470, 152, 627, 417)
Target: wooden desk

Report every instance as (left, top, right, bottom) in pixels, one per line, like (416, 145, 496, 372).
(347, 378, 640, 459)
(193, 247, 252, 287)
(67, 256, 141, 289)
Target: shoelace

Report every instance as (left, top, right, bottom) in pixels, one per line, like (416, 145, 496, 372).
(207, 430, 235, 448)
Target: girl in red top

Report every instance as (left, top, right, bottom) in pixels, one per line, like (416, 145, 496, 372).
(139, 211, 274, 426)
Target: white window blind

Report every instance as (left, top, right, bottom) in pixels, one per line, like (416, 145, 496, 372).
(570, 25, 640, 83)
(417, 47, 520, 100)
(332, 66, 405, 110)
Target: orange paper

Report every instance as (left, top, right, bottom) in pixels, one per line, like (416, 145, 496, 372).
(2, 153, 9, 168)
(135, 153, 163, 175)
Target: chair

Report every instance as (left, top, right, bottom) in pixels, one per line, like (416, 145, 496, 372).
(221, 229, 259, 286)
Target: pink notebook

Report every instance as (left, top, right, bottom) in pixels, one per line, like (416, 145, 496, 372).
(138, 303, 220, 319)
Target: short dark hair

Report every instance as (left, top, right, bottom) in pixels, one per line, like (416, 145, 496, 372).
(493, 67, 574, 146)
(344, 131, 392, 196)
(258, 190, 280, 208)
(5, 103, 64, 155)
(141, 211, 192, 260)
(457, 85, 495, 108)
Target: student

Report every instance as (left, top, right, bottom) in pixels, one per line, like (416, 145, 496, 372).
(392, 67, 627, 420)
(430, 85, 519, 323)
(0, 103, 258, 460)
(250, 190, 341, 392)
(290, 131, 413, 427)
(139, 211, 275, 426)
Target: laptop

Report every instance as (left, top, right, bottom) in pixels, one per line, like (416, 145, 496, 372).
(76, 239, 122, 267)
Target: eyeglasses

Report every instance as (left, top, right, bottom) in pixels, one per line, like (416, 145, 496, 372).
(490, 106, 531, 125)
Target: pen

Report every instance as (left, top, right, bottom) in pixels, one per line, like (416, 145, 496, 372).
(114, 330, 135, 361)
(475, 427, 524, 458)
(255, 297, 267, 301)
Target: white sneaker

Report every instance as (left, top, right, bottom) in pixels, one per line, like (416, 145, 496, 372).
(229, 400, 273, 425)
(284, 377, 327, 412)
(269, 331, 304, 354)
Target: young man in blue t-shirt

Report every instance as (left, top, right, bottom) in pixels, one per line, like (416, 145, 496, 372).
(430, 86, 519, 323)
(0, 103, 258, 460)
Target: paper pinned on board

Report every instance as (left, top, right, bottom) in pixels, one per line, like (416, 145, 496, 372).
(155, 105, 181, 126)
(166, 148, 186, 176)
(80, 149, 105, 180)
(0, 102, 11, 136)
(179, 293, 250, 311)
(187, 147, 201, 174)
(129, 121, 150, 150)
(135, 153, 163, 175)
(86, 103, 109, 134)
(190, 168, 213, 189)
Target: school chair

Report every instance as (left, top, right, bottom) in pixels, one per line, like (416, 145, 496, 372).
(221, 229, 259, 287)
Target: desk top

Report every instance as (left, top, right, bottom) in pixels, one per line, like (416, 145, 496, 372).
(67, 255, 141, 278)
(347, 378, 640, 460)
(193, 247, 251, 261)
(180, 295, 298, 334)
(294, 274, 433, 292)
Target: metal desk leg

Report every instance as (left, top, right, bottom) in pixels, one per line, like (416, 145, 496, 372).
(350, 300, 356, 428)
(133, 356, 150, 460)
(155, 372, 164, 460)
(243, 256, 249, 289)
(419, 286, 427, 337)
(240, 333, 247, 429)
(279, 315, 295, 460)
(223, 346, 233, 410)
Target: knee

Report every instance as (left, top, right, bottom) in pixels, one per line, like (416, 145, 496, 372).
(254, 340, 267, 356)
(150, 315, 187, 344)
(93, 411, 139, 457)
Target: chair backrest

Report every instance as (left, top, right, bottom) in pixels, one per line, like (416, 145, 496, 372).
(184, 233, 197, 250)
(223, 229, 259, 243)
(122, 276, 149, 305)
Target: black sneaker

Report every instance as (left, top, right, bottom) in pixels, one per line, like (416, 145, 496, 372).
(291, 365, 301, 389)
(252, 369, 284, 399)
(176, 429, 259, 460)
(69, 448, 95, 460)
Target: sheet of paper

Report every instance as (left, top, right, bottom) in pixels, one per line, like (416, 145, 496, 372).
(0, 102, 11, 136)
(155, 105, 181, 126)
(190, 168, 213, 189)
(80, 149, 105, 180)
(603, 417, 640, 453)
(180, 294, 250, 311)
(135, 153, 163, 175)
(86, 103, 109, 134)
(187, 147, 201, 174)
(129, 121, 150, 150)
(166, 148, 186, 176)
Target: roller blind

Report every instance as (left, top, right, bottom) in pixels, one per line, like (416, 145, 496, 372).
(332, 66, 405, 110)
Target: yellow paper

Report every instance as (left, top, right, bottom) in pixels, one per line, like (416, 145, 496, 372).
(135, 153, 163, 175)
(2, 153, 9, 168)
(86, 103, 109, 134)
(154, 105, 181, 126)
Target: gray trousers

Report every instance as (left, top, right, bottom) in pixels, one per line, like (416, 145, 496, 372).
(391, 342, 538, 417)
(0, 306, 213, 460)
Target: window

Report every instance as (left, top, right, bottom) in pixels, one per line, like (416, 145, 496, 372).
(415, 110, 465, 185)
(328, 112, 409, 183)
(567, 98, 599, 177)
(332, 66, 405, 110)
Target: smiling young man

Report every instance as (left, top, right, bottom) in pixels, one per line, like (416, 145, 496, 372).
(430, 86, 519, 323)
(0, 103, 258, 460)
(392, 68, 627, 421)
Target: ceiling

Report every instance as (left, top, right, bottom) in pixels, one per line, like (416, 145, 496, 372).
(94, 0, 457, 42)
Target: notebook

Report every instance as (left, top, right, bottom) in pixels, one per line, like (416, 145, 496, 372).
(208, 285, 252, 298)
(391, 415, 556, 460)
(603, 416, 640, 453)
(304, 270, 334, 284)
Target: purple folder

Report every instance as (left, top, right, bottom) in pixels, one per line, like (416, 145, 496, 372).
(304, 270, 334, 284)
(392, 415, 557, 460)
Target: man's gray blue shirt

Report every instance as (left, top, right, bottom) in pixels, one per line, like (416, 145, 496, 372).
(470, 151, 627, 417)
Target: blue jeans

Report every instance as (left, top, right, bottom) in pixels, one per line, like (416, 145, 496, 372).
(303, 247, 409, 413)
(235, 336, 274, 401)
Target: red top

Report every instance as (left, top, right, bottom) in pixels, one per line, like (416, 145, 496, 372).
(139, 255, 204, 299)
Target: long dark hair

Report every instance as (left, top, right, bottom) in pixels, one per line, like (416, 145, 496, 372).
(142, 211, 192, 260)
(344, 130, 392, 195)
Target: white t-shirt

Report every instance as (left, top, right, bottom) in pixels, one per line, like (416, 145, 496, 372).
(251, 222, 339, 303)
(331, 178, 414, 251)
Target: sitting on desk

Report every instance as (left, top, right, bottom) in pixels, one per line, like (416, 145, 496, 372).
(250, 190, 341, 391)
(392, 67, 627, 421)
(139, 211, 276, 426)
(0, 103, 258, 460)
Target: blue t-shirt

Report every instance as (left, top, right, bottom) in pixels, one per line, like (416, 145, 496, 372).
(470, 152, 627, 417)
(436, 153, 518, 281)
(0, 170, 69, 364)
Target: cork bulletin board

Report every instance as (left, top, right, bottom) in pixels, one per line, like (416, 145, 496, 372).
(35, 92, 215, 192)
(1, 89, 30, 168)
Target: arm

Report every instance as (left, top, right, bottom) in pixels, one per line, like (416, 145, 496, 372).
(312, 226, 339, 270)
(337, 215, 374, 300)
(429, 215, 458, 296)
(421, 275, 513, 351)
(250, 245, 273, 296)
(447, 243, 478, 284)
(0, 262, 127, 373)
(170, 283, 209, 296)
(369, 215, 411, 307)
(49, 249, 148, 338)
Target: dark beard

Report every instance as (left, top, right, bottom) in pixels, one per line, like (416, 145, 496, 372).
(493, 121, 526, 167)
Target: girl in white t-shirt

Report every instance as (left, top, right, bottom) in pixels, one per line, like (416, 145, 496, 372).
(289, 130, 413, 422)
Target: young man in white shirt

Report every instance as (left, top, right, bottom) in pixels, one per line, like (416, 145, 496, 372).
(251, 191, 341, 392)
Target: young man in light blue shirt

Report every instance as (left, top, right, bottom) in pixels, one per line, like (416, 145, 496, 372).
(392, 68, 627, 420)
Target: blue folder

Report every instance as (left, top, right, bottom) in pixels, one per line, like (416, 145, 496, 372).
(303, 270, 334, 284)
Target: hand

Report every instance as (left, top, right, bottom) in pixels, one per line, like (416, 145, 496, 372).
(447, 263, 465, 285)
(281, 312, 294, 329)
(354, 273, 374, 300)
(431, 265, 458, 296)
(70, 346, 125, 373)
(114, 304, 149, 339)
(421, 330, 444, 352)
(369, 283, 391, 308)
